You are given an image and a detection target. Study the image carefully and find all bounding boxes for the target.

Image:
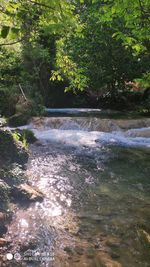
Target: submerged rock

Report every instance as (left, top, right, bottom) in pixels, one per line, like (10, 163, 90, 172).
(74, 246, 84, 255)
(0, 237, 9, 246)
(12, 183, 44, 202)
(111, 252, 120, 259)
(96, 252, 122, 267)
(106, 239, 121, 248)
(86, 248, 95, 259)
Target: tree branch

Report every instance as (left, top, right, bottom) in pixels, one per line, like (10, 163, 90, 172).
(0, 39, 22, 46)
(27, 0, 55, 10)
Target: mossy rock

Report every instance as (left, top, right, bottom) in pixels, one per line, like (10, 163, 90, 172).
(0, 164, 27, 187)
(15, 129, 37, 144)
(0, 129, 28, 166)
(8, 113, 30, 127)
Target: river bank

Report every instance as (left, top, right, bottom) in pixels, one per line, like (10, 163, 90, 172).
(0, 129, 45, 266)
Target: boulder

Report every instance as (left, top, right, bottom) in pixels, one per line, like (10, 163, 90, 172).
(8, 113, 30, 127)
(64, 246, 75, 255)
(0, 117, 7, 127)
(0, 129, 28, 166)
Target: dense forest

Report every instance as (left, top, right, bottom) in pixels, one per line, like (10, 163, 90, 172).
(0, 0, 150, 119)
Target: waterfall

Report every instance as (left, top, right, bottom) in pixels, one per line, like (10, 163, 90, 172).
(17, 111, 150, 148)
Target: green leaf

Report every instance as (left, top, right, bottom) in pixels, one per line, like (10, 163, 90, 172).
(1, 26, 10, 38)
(10, 27, 20, 38)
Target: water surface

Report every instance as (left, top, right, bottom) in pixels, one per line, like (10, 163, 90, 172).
(6, 111, 150, 267)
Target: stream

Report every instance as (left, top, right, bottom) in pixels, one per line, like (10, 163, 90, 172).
(5, 109, 150, 267)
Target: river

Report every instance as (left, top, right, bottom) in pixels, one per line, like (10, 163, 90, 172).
(5, 109, 150, 267)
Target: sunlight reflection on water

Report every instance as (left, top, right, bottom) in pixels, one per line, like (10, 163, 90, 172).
(5, 116, 150, 267)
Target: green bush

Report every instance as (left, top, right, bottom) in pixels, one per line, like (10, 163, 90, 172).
(15, 129, 37, 144)
(0, 87, 16, 117)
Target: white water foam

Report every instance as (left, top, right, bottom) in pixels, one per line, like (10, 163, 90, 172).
(8, 117, 150, 148)
(31, 128, 150, 148)
(126, 127, 150, 137)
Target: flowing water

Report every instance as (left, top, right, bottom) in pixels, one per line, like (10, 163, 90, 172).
(6, 109, 150, 267)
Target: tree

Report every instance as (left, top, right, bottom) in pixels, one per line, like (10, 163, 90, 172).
(0, 0, 81, 104)
(53, 1, 147, 94)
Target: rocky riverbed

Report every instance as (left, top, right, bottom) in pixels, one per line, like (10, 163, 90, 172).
(0, 129, 44, 266)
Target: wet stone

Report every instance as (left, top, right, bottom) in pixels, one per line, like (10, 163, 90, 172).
(0, 225, 7, 237)
(73, 257, 80, 262)
(64, 246, 74, 255)
(12, 183, 44, 202)
(0, 212, 13, 224)
(94, 242, 106, 251)
(74, 246, 84, 255)
(20, 239, 37, 252)
(111, 252, 120, 259)
(106, 238, 121, 248)
(86, 248, 95, 259)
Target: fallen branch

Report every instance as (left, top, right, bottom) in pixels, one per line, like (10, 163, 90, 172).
(19, 84, 27, 101)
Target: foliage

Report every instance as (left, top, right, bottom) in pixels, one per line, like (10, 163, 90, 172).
(0, 0, 80, 110)
(14, 129, 37, 145)
(12, 130, 29, 149)
(135, 72, 150, 89)
(83, 0, 150, 53)
(53, 2, 149, 94)
(0, 0, 149, 109)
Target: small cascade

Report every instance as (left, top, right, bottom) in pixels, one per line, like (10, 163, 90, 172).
(30, 117, 120, 132)
(125, 127, 150, 137)
(21, 116, 150, 148)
